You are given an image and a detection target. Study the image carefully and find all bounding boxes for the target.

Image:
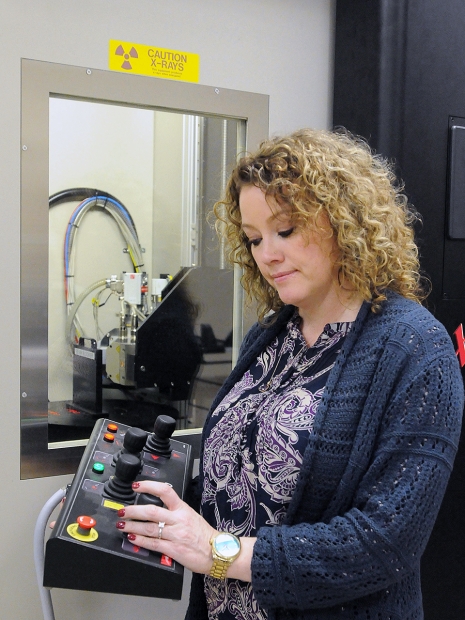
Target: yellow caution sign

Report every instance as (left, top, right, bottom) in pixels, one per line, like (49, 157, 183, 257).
(109, 40, 199, 83)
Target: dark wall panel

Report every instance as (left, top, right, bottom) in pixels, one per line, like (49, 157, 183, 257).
(334, 2, 465, 618)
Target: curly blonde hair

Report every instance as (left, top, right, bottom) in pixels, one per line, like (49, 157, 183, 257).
(214, 128, 426, 321)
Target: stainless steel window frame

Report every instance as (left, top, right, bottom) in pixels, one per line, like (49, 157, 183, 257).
(20, 58, 268, 478)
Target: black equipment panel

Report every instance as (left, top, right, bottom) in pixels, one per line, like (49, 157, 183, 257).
(44, 417, 192, 599)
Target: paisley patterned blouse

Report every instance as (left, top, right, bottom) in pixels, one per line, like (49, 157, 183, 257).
(201, 314, 352, 620)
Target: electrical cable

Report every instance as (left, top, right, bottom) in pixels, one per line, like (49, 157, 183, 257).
(34, 487, 67, 620)
(127, 302, 147, 323)
(65, 279, 107, 348)
(93, 287, 118, 339)
(64, 196, 143, 292)
(51, 188, 145, 344)
(49, 188, 138, 231)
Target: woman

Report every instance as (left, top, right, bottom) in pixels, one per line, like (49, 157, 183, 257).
(116, 129, 464, 619)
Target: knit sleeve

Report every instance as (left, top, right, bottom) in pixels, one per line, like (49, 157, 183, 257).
(251, 350, 464, 611)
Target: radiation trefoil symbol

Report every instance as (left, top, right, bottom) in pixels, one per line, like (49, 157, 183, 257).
(115, 45, 138, 70)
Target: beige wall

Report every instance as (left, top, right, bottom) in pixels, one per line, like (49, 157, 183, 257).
(0, 1, 335, 618)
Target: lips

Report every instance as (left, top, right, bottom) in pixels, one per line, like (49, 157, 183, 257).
(270, 270, 296, 283)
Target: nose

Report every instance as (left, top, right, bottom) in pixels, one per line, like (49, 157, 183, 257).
(258, 236, 283, 264)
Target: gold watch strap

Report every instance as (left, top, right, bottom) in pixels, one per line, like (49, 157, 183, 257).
(209, 557, 231, 579)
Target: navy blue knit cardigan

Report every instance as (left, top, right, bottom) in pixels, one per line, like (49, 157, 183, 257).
(186, 293, 464, 620)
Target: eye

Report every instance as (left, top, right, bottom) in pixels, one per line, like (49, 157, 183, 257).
(245, 237, 261, 249)
(278, 227, 294, 238)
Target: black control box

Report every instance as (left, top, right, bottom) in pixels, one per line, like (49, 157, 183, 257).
(44, 417, 192, 599)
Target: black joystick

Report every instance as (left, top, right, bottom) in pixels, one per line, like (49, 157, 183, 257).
(145, 415, 176, 458)
(112, 427, 148, 465)
(103, 453, 141, 501)
(135, 493, 164, 508)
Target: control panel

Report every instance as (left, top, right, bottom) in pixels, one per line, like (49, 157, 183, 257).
(44, 416, 192, 599)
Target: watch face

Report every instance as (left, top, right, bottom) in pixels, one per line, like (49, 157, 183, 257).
(214, 533, 241, 559)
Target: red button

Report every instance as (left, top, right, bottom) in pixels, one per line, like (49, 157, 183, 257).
(107, 423, 118, 432)
(160, 554, 173, 567)
(76, 515, 96, 530)
(103, 432, 115, 443)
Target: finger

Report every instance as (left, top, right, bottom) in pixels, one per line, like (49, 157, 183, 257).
(132, 480, 183, 511)
(116, 518, 171, 541)
(123, 532, 174, 557)
(119, 503, 172, 524)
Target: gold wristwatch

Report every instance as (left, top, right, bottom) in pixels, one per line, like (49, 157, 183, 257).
(209, 532, 241, 579)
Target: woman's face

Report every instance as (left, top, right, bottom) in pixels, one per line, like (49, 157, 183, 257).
(239, 185, 340, 316)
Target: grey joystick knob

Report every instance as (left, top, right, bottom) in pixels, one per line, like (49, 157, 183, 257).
(104, 453, 141, 501)
(145, 415, 176, 457)
(115, 453, 141, 481)
(124, 427, 148, 453)
(154, 415, 176, 439)
(112, 427, 148, 465)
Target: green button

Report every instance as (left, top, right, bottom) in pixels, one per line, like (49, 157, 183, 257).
(92, 462, 105, 474)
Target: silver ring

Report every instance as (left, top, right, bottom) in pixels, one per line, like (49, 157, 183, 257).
(158, 521, 165, 539)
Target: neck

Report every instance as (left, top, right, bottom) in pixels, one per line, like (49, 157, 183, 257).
(298, 291, 363, 347)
